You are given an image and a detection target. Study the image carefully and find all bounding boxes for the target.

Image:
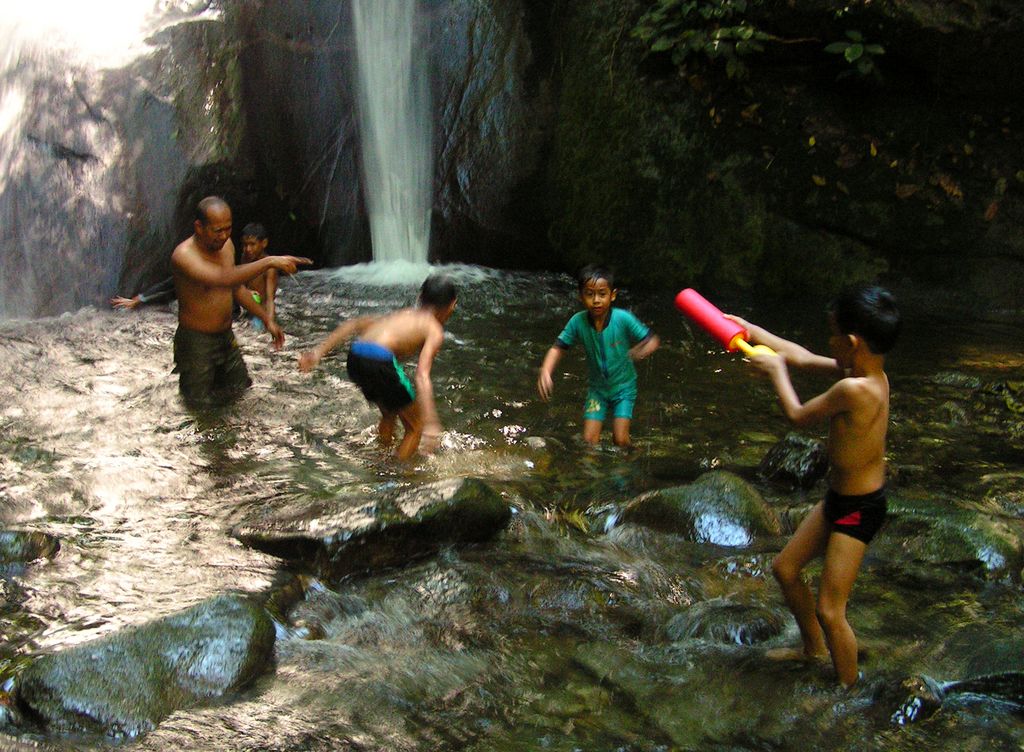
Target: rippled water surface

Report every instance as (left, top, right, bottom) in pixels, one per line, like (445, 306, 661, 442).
(0, 267, 1021, 750)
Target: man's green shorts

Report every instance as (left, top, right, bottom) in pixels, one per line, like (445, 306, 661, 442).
(173, 325, 252, 407)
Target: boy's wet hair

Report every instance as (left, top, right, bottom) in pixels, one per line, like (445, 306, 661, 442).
(577, 264, 615, 292)
(830, 284, 901, 354)
(420, 274, 458, 307)
(241, 222, 268, 240)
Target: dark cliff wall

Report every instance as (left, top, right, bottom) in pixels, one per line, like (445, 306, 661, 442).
(537, 0, 1024, 308)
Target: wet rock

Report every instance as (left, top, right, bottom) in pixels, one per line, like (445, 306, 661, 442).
(0, 531, 59, 565)
(891, 672, 1024, 725)
(934, 401, 969, 427)
(621, 471, 781, 547)
(233, 477, 511, 580)
(573, 641, 789, 748)
(874, 496, 1024, 576)
(665, 599, 787, 646)
(14, 594, 274, 738)
(757, 433, 828, 490)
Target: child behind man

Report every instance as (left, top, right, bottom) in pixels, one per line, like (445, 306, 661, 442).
(727, 284, 900, 687)
(298, 275, 457, 460)
(239, 223, 277, 333)
(537, 265, 659, 447)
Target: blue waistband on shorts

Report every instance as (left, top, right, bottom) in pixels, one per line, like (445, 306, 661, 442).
(351, 340, 394, 362)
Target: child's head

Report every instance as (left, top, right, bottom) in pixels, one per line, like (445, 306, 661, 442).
(829, 284, 901, 354)
(576, 265, 617, 317)
(577, 264, 615, 293)
(240, 222, 269, 262)
(420, 274, 458, 317)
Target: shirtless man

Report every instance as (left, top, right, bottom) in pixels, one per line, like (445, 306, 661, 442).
(298, 274, 457, 460)
(727, 284, 900, 686)
(171, 196, 311, 407)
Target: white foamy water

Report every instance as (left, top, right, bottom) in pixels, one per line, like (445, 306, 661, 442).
(352, 0, 433, 264)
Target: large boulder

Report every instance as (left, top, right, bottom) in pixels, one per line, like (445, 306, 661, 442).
(621, 471, 781, 547)
(14, 594, 274, 737)
(232, 477, 511, 579)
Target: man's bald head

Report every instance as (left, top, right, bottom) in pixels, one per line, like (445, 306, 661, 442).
(195, 196, 231, 225)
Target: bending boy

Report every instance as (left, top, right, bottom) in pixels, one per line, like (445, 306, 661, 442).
(728, 284, 900, 686)
(537, 265, 659, 447)
(298, 275, 457, 460)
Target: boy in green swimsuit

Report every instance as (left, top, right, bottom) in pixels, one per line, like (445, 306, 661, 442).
(298, 275, 458, 460)
(537, 265, 660, 447)
(726, 284, 900, 686)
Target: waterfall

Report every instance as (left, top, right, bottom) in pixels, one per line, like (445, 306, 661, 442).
(352, 0, 433, 267)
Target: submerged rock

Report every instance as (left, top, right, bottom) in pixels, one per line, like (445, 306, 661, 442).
(757, 433, 828, 490)
(14, 594, 274, 738)
(621, 471, 781, 547)
(874, 495, 1024, 576)
(0, 531, 59, 565)
(665, 598, 786, 646)
(233, 477, 511, 579)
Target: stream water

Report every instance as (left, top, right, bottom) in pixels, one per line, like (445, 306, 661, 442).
(0, 267, 1021, 750)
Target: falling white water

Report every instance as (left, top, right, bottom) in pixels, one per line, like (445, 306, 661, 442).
(352, 0, 433, 265)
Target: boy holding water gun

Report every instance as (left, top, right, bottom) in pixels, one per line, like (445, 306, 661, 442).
(537, 265, 659, 447)
(726, 284, 900, 686)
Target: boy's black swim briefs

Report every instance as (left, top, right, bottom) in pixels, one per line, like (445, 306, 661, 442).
(346, 341, 415, 413)
(824, 487, 887, 544)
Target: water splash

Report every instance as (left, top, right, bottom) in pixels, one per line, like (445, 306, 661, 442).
(352, 0, 433, 265)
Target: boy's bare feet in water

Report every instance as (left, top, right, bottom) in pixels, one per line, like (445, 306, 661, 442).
(766, 644, 869, 662)
(765, 647, 830, 663)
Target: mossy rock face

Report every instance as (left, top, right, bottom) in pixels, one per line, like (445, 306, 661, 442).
(15, 594, 274, 738)
(233, 477, 511, 580)
(621, 471, 781, 546)
(874, 495, 1024, 575)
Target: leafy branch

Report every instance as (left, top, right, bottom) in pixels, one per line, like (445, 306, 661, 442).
(824, 30, 885, 80)
(632, 0, 771, 80)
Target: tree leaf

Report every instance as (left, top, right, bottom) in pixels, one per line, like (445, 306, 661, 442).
(845, 43, 864, 63)
(824, 42, 849, 54)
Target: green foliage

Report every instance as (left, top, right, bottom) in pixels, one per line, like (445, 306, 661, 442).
(632, 0, 770, 80)
(824, 30, 885, 80)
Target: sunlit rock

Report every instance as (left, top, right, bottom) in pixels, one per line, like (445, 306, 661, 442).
(13, 594, 274, 738)
(757, 433, 828, 490)
(621, 471, 781, 547)
(232, 477, 511, 579)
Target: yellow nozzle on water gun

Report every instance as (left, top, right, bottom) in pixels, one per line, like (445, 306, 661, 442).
(728, 333, 777, 358)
